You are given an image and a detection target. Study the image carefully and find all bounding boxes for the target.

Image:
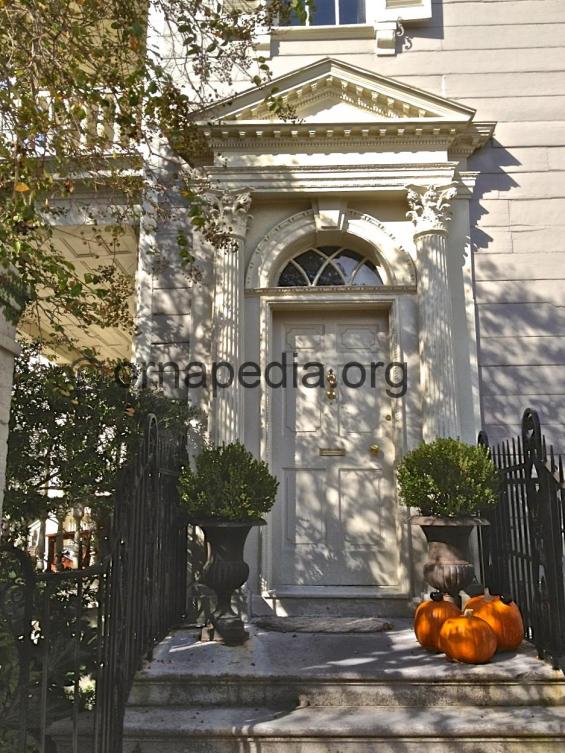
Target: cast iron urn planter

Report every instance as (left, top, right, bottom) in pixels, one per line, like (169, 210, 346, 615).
(411, 516, 490, 604)
(195, 518, 265, 645)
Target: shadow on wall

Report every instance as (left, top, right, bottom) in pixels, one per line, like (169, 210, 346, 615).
(468, 140, 565, 455)
(469, 139, 520, 253)
(399, 0, 445, 51)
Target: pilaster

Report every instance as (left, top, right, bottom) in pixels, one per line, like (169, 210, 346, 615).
(211, 190, 252, 445)
(407, 184, 461, 441)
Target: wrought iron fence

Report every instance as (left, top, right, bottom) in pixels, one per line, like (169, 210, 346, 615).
(478, 408, 565, 672)
(0, 413, 188, 753)
(0, 546, 107, 753)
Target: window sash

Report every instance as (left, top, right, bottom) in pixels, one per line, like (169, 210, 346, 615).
(287, 0, 365, 26)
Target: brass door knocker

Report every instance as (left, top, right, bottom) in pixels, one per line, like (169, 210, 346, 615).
(326, 368, 337, 401)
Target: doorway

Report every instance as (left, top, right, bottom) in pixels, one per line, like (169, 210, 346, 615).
(270, 309, 401, 591)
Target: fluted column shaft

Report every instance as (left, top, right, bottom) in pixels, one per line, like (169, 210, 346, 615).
(407, 184, 461, 441)
(212, 191, 252, 445)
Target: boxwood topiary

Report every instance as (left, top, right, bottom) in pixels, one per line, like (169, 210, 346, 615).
(396, 438, 499, 517)
(179, 441, 279, 521)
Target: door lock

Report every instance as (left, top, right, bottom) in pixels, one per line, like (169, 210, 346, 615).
(369, 444, 381, 456)
(326, 368, 337, 401)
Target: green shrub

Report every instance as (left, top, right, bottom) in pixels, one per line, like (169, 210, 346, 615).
(179, 442, 279, 521)
(396, 438, 499, 517)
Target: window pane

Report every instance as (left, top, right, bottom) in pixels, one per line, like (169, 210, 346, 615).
(318, 263, 344, 286)
(352, 260, 383, 286)
(339, 0, 365, 24)
(332, 250, 363, 282)
(284, 10, 304, 26)
(311, 0, 336, 26)
(279, 264, 308, 287)
(294, 250, 325, 282)
(278, 248, 384, 288)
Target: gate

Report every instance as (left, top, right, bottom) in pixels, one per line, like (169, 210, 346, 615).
(0, 414, 188, 753)
(478, 408, 565, 672)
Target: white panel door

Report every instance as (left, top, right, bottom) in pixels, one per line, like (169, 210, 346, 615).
(271, 310, 400, 588)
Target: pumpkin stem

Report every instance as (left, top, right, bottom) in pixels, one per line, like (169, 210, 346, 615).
(463, 608, 475, 617)
(466, 582, 485, 597)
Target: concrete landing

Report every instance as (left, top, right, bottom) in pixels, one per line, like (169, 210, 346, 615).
(123, 621, 565, 753)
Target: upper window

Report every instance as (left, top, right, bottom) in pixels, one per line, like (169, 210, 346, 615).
(285, 0, 366, 26)
(278, 246, 385, 287)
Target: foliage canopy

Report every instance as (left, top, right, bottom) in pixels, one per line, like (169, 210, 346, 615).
(179, 441, 278, 521)
(2, 341, 197, 543)
(396, 438, 500, 517)
(0, 0, 305, 346)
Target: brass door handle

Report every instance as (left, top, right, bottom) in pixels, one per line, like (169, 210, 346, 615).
(326, 368, 337, 401)
(369, 444, 380, 455)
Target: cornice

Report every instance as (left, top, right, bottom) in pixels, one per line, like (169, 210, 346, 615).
(205, 121, 465, 148)
(449, 122, 496, 158)
(202, 121, 493, 160)
(206, 163, 458, 193)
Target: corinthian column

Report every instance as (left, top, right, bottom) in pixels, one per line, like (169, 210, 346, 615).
(407, 184, 461, 441)
(211, 190, 252, 445)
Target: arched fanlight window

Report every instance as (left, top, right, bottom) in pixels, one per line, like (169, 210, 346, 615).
(277, 246, 385, 288)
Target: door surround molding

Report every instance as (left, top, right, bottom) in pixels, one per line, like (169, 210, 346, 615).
(244, 209, 419, 600)
(245, 289, 417, 599)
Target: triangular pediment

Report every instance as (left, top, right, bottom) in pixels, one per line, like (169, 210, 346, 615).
(206, 58, 475, 125)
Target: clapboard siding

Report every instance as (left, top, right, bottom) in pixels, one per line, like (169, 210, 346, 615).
(451, 96, 565, 123)
(475, 281, 564, 305)
(480, 365, 565, 396)
(511, 227, 565, 254)
(480, 337, 565, 366)
(476, 171, 565, 199)
(478, 304, 565, 338)
(482, 395, 565, 426)
(474, 254, 565, 280)
(471, 146, 565, 173)
(473, 199, 565, 225)
(439, 0, 565, 26)
(410, 24, 565, 51)
(494, 123, 565, 148)
(482, 423, 565, 454)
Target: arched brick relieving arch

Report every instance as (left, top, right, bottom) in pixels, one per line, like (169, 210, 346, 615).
(245, 208, 416, 289)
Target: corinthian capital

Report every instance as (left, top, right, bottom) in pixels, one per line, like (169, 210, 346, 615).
(205, 188, 253, 244)
(406, 184, 458, 235)
(228, 189, 253, 218)
(207, 189, 252, 218)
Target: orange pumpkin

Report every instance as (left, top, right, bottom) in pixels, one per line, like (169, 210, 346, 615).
(473, 594, 524, 651)
(414, 592, 461, 652)
(464, 593, 494, 612)
(438, 609, 498, 664)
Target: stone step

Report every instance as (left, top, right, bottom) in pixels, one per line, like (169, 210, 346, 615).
(122, 704, 565, 753)
(128, 624, 565, 709)
(128, 671, 565, 708)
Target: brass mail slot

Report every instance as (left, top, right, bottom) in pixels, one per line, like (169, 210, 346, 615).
(319, 447, 346, 457)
